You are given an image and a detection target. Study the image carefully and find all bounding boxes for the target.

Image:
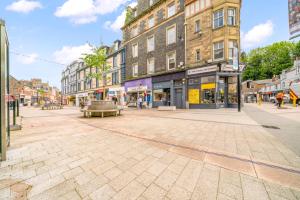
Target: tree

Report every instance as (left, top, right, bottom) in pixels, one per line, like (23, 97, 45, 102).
(125, 6, 134, 25)
(83, 46, 111, 99)
(242, 41, 294, 81)
(293, 40, 300, 59)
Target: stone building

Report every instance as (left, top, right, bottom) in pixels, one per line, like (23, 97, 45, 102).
(185, 0, 241, 108)
(122, 0, 187, 108)
(105, 40, 126, 105)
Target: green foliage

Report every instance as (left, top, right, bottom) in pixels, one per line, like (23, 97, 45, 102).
(242, 41, 295, 81)
(293, 40, 300, 59)
(83, 47, 111, 81)
(125, 6, 134, 25)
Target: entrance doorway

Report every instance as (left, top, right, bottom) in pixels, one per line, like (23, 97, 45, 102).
(174, 88, 183, 108)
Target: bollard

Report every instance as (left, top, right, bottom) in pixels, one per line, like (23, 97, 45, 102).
(293, 98, 297, 107)
(16, 99, 19, 117)
(13, 101, 16, 126)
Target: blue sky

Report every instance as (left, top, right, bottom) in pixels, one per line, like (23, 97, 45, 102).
(0, 0, 291, 87)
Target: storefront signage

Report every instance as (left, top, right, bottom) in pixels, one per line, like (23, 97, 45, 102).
(188, 89, 200, 104)
(124, 78, 152, 92)
(187, 66, 217, 75)
(127, 86, 148, 92)
(201, 83, 216, 90)
(76, 93, 89, 98)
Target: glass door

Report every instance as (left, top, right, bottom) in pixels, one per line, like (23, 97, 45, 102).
(217, 77, 225, 107)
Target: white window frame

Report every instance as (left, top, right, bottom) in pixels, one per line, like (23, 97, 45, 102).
(227, 8, 236, 26)
(228, 40, 237, 62)
(167, 51, 176, 71)
(132, 63, 138, 77)
(167, 2, 176, 18)
(132, 43, 138, 58)
(166, 25, 176, 45)
(213, 41, 224, 61)
(148, 15, 154, 28)
(147, 35, 155, 52)
(147, 58, 155, 74)
(149, 0, 154, 6)
(213, 9, 224, 29)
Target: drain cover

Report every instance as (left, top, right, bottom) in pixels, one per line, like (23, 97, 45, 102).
(262, 125, 280, 129)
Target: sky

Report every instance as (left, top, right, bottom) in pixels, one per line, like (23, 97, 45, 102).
(0, 0, 292, 88)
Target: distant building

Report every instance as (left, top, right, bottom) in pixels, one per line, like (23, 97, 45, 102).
(280, 60, 300, 91)
(242, 79, 273, 103)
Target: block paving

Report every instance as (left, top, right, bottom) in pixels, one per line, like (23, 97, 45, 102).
(0, 107, 300, 199)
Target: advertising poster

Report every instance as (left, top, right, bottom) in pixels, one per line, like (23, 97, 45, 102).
(188, 89, 200, 104)
(289, 0, 300, 37)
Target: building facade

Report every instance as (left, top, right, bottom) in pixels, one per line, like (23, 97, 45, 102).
(122, 0, 187, 108)
(61, 61, 81, 105)
(185, 0, 241, 108)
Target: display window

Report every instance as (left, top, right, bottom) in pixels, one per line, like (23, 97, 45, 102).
(228, 76, 238, 104)
(153, 89, 170, 105)
(201, 82, 216, 104)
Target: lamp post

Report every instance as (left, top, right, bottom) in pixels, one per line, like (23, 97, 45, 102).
(233, 45, 241, 112)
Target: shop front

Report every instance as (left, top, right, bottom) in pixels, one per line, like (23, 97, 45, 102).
(187, 65, 239, 109)
(75, 92, 88, 107)
(152, 71, 186, 109)
(107, 86, 125, 106)
(124, 78, 152, 107)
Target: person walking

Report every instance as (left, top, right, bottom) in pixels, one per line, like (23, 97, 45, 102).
(138, 95, 143, 109)
(276, 92, 284, 108)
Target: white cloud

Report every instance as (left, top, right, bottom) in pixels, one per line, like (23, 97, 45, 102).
(6, 0, 42, 14)
(105, 1, 137, 32)
(53, 44, 94, 65)
(55, 0, 133, 25)
(242, 20, 274, 49)
(17, 53, 38, 64)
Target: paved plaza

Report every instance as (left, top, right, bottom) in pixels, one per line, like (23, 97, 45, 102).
(1, 106, 300, 199)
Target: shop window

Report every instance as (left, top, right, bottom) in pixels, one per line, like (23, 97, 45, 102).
(148, 15, 154, 28)
(213, 41, 224, 60)
(132, 43, 138, 58)
(195, 20, 201, 33)
(147, 35, 155, 52)
(167, 2, 176, 18)
(188, 78, 201, 85)
(132, 63, 138, 77)
(213, 9, 224, 29)
(195, 49, 201, 62)
(228, 8, 236, 26)
(153, 89, 171, 105)
(167, 25, 176, 45)
(147, 58, 155, 74)
(201, 76, 215, 104)
(167, 52, 176, 70)
(228, 76, 238, 104)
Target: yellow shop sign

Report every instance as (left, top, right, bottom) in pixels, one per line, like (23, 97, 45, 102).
(201, 83, 216, 90)
(188, 89, 200, 104)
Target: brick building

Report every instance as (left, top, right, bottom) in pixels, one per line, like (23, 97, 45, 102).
(122, 0, 187, 108)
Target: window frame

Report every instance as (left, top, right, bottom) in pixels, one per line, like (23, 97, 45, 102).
(167, 2, 176, 18)
(147, 35, 155, 52)
(132, 43, 138, 58)
(227, 8, 236, 26)
(195, 20, 201, 33)
(166, 51, 176, 71)
(166, 24, 177, 45)
(228, 40, 237, 62)
(148, 15, 154, 28)
(213, 41, 224, 61)
(195, 49, 201, 62)
(213, 9, 224, 29)
(147, 57, 155, 74)
(132, 63, 138, 77)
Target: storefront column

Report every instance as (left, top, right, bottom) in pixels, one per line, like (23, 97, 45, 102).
(170, 80, 174, 107)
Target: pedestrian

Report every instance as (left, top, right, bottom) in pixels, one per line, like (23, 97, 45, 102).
(276, 92, 284, 108)
(112, 96, 118, 105)
(138, 95, 143, 109)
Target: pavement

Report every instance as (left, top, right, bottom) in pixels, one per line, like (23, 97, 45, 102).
(0, 106, 300, 200)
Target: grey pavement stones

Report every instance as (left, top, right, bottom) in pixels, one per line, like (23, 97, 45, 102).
(1, 107, 300, 199)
